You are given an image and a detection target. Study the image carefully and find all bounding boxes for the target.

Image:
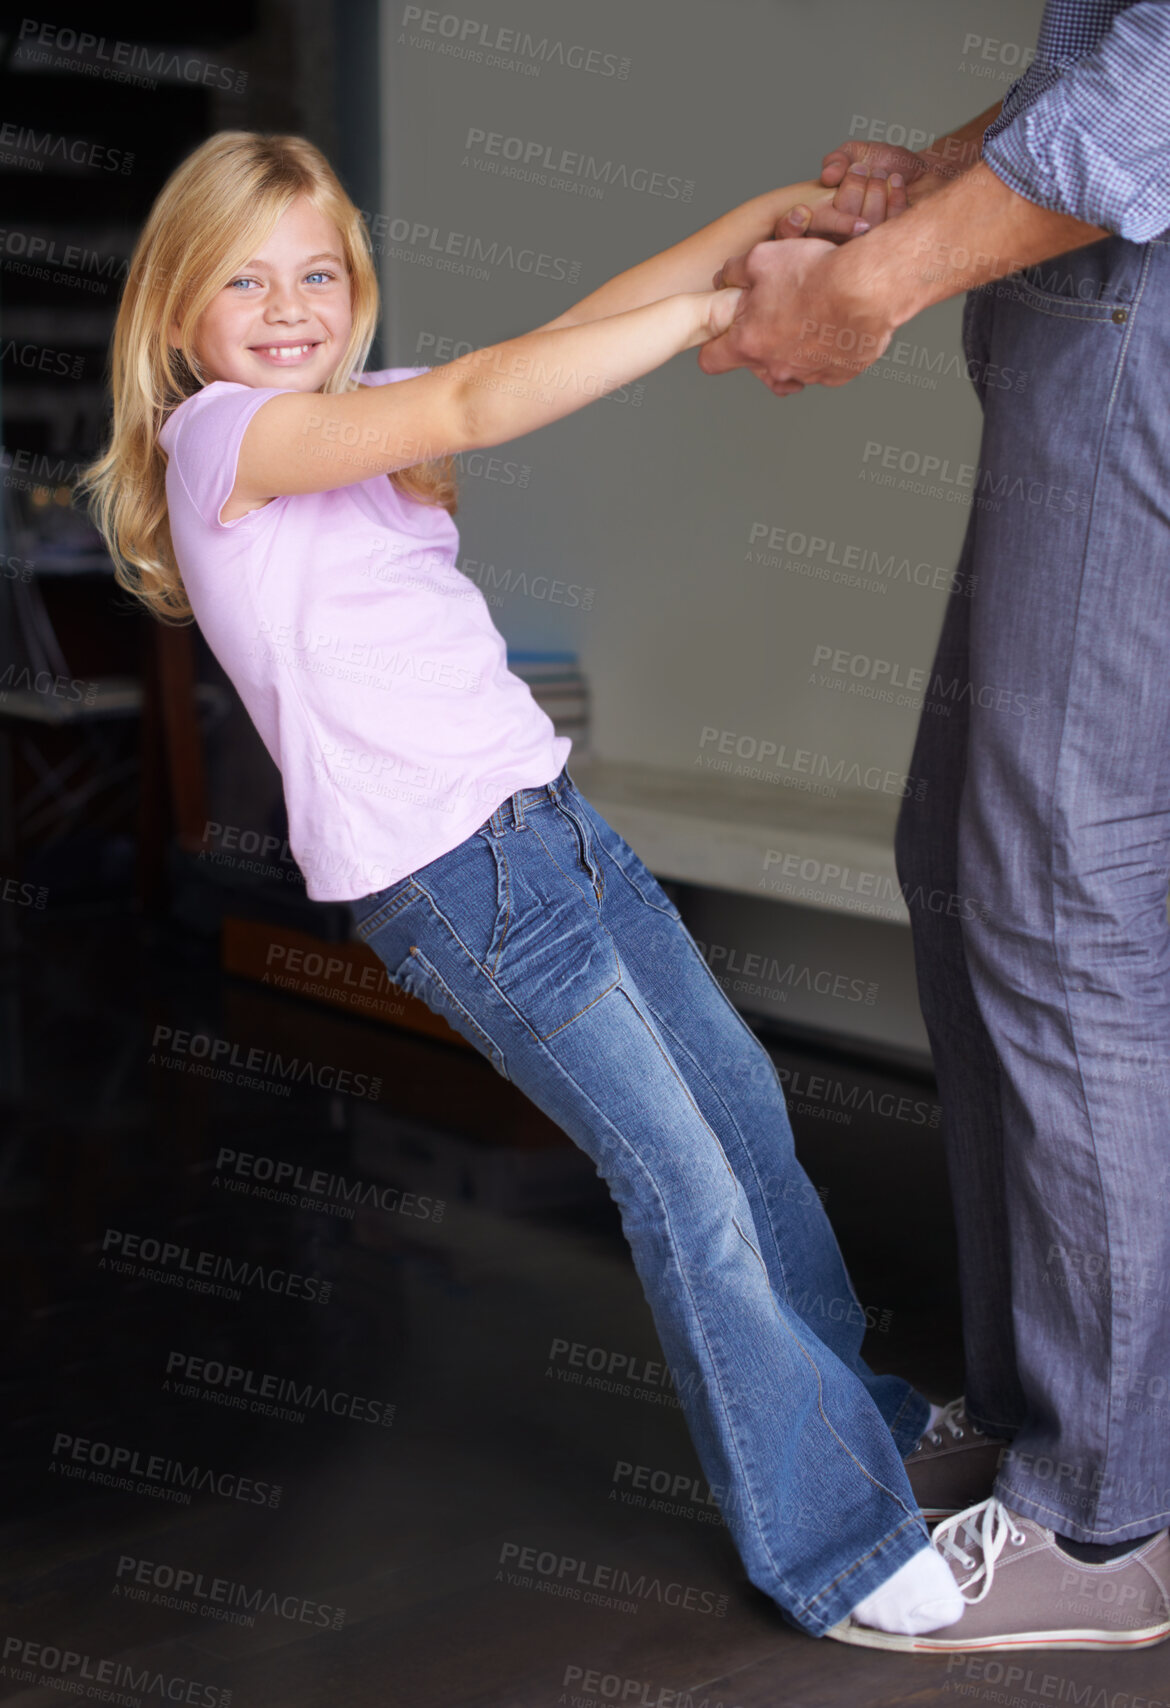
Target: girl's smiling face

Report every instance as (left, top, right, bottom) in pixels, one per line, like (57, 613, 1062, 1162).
(174, 193, 353, 390)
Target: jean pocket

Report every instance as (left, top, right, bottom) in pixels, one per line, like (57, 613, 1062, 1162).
(391, 944, 510, 1079)
(492, 810, 620, 1041)
(1010, 233, 1137, 318)
(350, 875, 420, 944)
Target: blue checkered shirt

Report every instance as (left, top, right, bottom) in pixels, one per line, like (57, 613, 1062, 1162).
(981, 0, 1170, 240)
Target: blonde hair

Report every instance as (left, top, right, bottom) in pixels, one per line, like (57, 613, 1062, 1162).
(77, 131, 457, 625)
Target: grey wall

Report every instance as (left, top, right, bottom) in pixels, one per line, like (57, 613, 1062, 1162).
(376, 0, 1045, 1057)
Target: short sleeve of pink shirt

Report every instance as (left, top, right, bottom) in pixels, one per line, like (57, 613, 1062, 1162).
(158, 367, 570, 901)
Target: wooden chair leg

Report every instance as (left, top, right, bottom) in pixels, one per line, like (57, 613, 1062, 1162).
(155, 622, 208, 850)
(136, 621, 169, 911)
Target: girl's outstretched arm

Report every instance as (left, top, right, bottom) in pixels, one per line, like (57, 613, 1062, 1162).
(230, 286, 744, 506)
(532, 178, 833, 331)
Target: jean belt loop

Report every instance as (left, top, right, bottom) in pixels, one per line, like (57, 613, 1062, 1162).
(514, 787, 527, 831)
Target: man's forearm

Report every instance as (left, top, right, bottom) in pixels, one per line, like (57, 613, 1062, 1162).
(913, 101, 1004, 189)
(839, 160, 1110, 329)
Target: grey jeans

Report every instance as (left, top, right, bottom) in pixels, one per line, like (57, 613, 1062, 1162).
(896, 230, 1170, 1543)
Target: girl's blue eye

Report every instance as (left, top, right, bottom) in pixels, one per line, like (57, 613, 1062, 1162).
(226, 271, 335, 289)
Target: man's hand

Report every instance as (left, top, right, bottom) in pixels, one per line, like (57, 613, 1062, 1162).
(698, 237, 895, 395)
(699, 143, 970, 391)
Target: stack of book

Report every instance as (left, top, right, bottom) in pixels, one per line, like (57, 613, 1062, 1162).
(506, 650, 591, 758)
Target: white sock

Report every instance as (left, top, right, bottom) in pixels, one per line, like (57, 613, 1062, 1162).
(850, 1545, 964, 1635)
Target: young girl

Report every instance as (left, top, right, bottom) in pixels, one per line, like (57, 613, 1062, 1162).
(79, 131, 961, 1644)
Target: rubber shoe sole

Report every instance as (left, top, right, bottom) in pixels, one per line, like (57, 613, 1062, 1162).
(825, 1615, 1170, 1653)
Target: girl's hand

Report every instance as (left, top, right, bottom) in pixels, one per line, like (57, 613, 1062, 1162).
(692, 285, 746, 344)
(772, 163, 911, 246)
(821, 140, 934, 190)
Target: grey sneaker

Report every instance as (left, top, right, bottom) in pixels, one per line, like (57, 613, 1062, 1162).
(826, 1496, 1170, 1653)
(905, 1397, 1008, 1522)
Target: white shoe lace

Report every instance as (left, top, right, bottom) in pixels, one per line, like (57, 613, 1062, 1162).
(933, 1496, 1029, 1604)
(913, 1394, 986, 1453)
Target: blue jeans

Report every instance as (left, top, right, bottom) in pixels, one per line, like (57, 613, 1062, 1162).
(347, 765, 931, 1635)
(896, 231, 1170, 1543)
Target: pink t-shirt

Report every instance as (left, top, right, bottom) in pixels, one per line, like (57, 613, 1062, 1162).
(158, 367, 571, 901)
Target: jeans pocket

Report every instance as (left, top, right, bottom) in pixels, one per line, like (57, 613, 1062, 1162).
(391, 944, 510, 1079)
(350, 874, 418, 943)
(1010, 232, 1138, 318)
(492, 805, 621, 1041)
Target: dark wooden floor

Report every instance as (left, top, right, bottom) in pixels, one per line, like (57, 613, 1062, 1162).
(1, 909, 1164, 1706)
